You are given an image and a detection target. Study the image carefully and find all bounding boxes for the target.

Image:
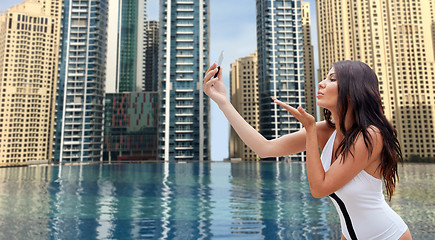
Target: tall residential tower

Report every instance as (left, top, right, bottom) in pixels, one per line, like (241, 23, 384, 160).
(158, 0, 210, 161)
(54, 0, 109, 162)
(316, 0, 435, 160)
(0, 0, 62, 166)
(256, 0, 313, 161)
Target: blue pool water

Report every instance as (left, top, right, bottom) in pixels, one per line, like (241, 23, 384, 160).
(0, 162, 433, 239)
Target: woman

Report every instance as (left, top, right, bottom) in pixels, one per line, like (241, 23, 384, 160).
(203, 60, 412, 240)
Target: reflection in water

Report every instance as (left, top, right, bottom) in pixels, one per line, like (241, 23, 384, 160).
(229, 162, 264, 237)
(160, 162, 171, 239)
(47, 163, 213, 239)
(160, 162, 213, 239)
(95, 164, 116, 239)
(390, 163, 435, 236)
(0, 166, 51, 240)
(0, 163, 432, 239)
(228, 162, 341, 239)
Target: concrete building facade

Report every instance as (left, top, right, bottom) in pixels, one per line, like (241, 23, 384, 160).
(316, 0, 435, 160)
(0, 0, 62, 166)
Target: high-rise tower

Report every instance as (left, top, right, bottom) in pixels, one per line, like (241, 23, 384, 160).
(0, 0, 62, 166)
(316, 0, 435, 160)
(115, 0, 147, 92)
(144, 20, 159, 92)
(158, 0, 210, 161)
(301, 1, 316, 120)
(229, 52, 260, 161)
(54, 0, 108, 162)
(256, 0, 309, 161)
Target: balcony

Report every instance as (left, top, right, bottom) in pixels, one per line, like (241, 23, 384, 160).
(174, 146, 194, 150)
(176, 8, 194, 12)
(175, 38, 194, 42)
(175, 61, 194, 66)
(175, 104, 194, 108)
(176, 78, 194, 82)
(175, 70, 194, 74)
(176, 23, 194, 27)
(176, 16, 194, 20)
(175, 54, 194, 58)
(175, 89, 193, 92)
(176, 31, 194, 35)
(177, 1, 194, 4)
(175, 154, 194, 159)
(175, 121, 193, 125)
(175, 112, 193, 116)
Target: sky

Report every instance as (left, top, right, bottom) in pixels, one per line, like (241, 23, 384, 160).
(0, 0, 319, 161)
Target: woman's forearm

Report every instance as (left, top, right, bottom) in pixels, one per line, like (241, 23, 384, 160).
(218, 101, 270, 157)
(305, 126, 326, 198)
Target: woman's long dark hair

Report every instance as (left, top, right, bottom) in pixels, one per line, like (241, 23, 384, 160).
(324, 60, 402, 201)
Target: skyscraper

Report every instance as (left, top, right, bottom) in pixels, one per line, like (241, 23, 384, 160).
(316, 0, 435, 160)
(256, 0, 309, 161)
(54, 0, 108, 162)
(229, 52, 260, 161)
(301, 1, 316, 120)
(158, 0, 210, 161)
(115, 0, 147, 93)
(0, 0, 62, 166)
(144, 20, 159, 92)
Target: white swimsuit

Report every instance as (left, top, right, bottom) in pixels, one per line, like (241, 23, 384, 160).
(321, 130, 408, 240)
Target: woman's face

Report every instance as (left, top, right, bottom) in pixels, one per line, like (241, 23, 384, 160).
(317, 67, 338, 110)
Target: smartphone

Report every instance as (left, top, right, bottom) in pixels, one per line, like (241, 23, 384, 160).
(214, 50, 224, 78)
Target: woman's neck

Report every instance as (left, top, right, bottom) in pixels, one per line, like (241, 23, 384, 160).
(331, 107, 355, 135)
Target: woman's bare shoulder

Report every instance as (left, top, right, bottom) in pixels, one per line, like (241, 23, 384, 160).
(316, 121, 336, 150)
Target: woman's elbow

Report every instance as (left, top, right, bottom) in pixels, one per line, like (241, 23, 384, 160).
(253, 142, 276, 158)
(311, 192, 324, 199)
(256, 152, 272, 159)
(310, 188, 327, 199)
(256, 149, 278, 159)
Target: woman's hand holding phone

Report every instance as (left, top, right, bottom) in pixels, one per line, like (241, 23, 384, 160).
(203, 51, 228, 106)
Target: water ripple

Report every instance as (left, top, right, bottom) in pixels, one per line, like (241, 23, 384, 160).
(0, 162, 432, 239)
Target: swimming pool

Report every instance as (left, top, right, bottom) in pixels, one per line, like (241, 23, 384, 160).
(0, 162, 432, 239)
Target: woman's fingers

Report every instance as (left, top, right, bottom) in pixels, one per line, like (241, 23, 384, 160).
(297, 106, 308, 115)
(206, 62, 216, 73)
(204, 67, 218, 83)
(273, 98, 299, 115)
(218, 66, 223, 79)
(205, 77, 217, 89)
(272, 98, 314, 123)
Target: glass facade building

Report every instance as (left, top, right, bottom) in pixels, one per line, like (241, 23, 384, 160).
(256, 0, 306, 161)
(54, 0, 108, 162)
(103, 92, 158, 161)
(158, 0, 210, 161)
(115, 0, 146, 92)
(144, 20, 159, 92)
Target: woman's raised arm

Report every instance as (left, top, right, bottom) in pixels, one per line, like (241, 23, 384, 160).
(203, 63, 317, 158)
